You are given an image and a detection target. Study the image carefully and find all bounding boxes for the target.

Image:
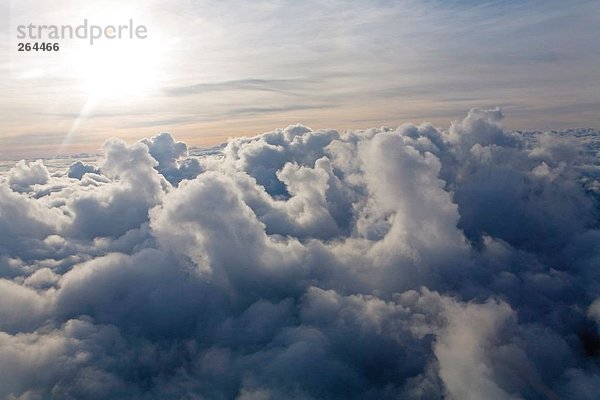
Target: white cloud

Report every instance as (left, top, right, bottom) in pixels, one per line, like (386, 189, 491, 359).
(8, 160, 50, 191)
(0, 110, 598, 398)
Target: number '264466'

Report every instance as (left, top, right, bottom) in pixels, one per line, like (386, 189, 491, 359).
(18, 42, 60, 51)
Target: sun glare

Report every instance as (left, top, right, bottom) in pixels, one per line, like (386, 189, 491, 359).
(72, 40, 162, 99)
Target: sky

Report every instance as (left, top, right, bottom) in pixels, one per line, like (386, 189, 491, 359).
(0, 0, 599, 159)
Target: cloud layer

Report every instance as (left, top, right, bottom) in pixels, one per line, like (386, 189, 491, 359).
(0, 109, 599, 399)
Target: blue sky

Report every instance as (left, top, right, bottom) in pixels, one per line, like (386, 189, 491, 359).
(1, 0, 599, 158)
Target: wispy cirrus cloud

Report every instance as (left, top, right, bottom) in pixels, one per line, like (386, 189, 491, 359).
(163, 78, 312, 96)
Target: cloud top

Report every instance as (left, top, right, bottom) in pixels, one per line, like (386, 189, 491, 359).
(0, 109, 599, 399)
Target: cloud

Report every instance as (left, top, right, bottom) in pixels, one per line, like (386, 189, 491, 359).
(163, 78, 310, 97)
(7, 160, 50, 191)
(67, 161, 101, 180)
(0, 110, 599, 399)
(140, 133, 203, 185)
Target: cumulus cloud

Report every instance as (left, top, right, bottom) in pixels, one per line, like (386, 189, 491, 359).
(0, 110, 599, 399)
(7, 160, 50, 191)
(141, 132, 203, 185)
(67, 161, 100, 180)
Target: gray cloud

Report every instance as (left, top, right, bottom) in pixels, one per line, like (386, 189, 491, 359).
(0, 109, 599, 399)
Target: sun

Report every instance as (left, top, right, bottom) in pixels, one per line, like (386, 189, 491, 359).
(58, 38, 164, 155)
(71, 39, 162, 99)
